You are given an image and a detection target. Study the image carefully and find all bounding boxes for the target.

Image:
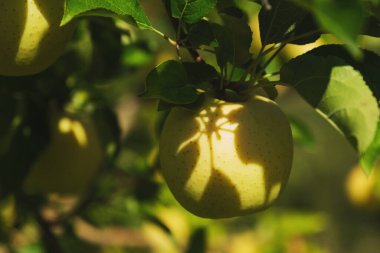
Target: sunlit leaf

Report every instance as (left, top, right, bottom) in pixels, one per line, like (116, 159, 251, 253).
(307, 45, 380, 100)
(293, 0, 365, 57)
(170, 0, 217, 24)
(361, 120, 380, 174)
(142, 60, 199, 104)
(63, 0, 152, 30)
(281, 55, 379, 159)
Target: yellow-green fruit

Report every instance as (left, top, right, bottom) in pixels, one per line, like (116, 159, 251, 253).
(23, 111, 104, 195)
(159, 96, 293, 218)
(0, 0, 75, 76)
(345, 165, 379, 209)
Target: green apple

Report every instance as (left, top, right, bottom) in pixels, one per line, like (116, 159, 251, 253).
(159, 96, 293, 218)
(345, 165, 380, 209)
(23, 110, 104, 195)
(0, 0, 75, 76)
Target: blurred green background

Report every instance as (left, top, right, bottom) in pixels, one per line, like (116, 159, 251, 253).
(1, 1, 380, 253)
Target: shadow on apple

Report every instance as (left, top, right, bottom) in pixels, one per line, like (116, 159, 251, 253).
(160, 97, 293, 218)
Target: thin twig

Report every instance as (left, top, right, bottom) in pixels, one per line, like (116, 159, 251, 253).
(241, 1, 281, 84)
(219, 65, 226, 90)
(253, 80, 290, 90)
(35, 211, 64, 253)
(150, 27, 177, 46)
(262, 0, 272, 10)
(262, 29, 321, 56)
(261, 0, 281, 48)
(281, 29, 321, 45)
(260, 71, 280, 80)
(161, 0, 203, 62)
(239, 47, 264, 83)
(254, 42, 286, 83)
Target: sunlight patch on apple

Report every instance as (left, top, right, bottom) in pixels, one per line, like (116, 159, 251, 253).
(174, 102, 280, 209)
(59, 117, 89, 147)
(16, 0, 49, 64)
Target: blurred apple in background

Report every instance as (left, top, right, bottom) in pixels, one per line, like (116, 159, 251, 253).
(345, 165, 380, 210)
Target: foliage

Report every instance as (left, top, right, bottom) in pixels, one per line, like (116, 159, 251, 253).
(1, 0, 380, 252)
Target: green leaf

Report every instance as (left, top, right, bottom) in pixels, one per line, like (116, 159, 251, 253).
(363, 16, 380, 37)
(361, 120, 380, 174)
(281, 55, 380, 156)
(121, 43, 154, 67)
(157, 94, 206, 111)
(145, 214, 173, 235)
(188, 20, 218, 48)
(62, 0, 152, 30)
(364, 0, 380, 21)
(82, 191, 143, 227)
(259, 0, 320, 45)
(142, 60, 199, 104)
(0, 98, 20, 156)
(289, 117, 315, 149)
(92, 107, 121, 164)
(295, 0, 366, 57)
(212, 14, 252, 67)
(188, 15, 252, 69)
(182, 62, 218, 84)
(224, 63, 250, 82)
(218, 6, 246, 18)
(307, 45, 380, 101)
(0, 97, 48, 198)
(290, 13, 321, 45)
(170, 0, 217, 24)
(185, 227, 207, 253)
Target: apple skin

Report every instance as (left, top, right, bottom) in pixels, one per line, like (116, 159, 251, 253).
(0, 0, 75, 76)
(159, 96, 293, 218)
(23, 111, 104, 195)
(345, 165, 380, 209)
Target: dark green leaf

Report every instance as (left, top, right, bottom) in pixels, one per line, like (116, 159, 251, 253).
(92, 107, 121, 164)
(62, 0, 152, 30)
(262, 85, 279, 100)
(0, 97, 48, 198)
(212, 14, 252, 67)
(145, 214, 173, 235)
(225, 63, 250, 82)
(295, 0, 366, 57)
(170, 0, 217, 24)
(121, 43, 154, 67)
(188, 20, 218, 48)
(281, 54, 379, 155)
(259, 0, 319, 45)
(157, 93, 206, 111)
(142, 60, 199, 104)
(361, 120, 380, 174)
(364, 0, 380, 21)
(289, 117, 315, 149)
(216, 0, 240, 10)
(185, 227, 207, 253)
(218, 6, 245, 18)
(290, 13, 321, 45)
(182, 62, 218, 84)
(61, 227, 100, 253)
(0, 97, 20, 156)
(363, 16, 380, 37)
